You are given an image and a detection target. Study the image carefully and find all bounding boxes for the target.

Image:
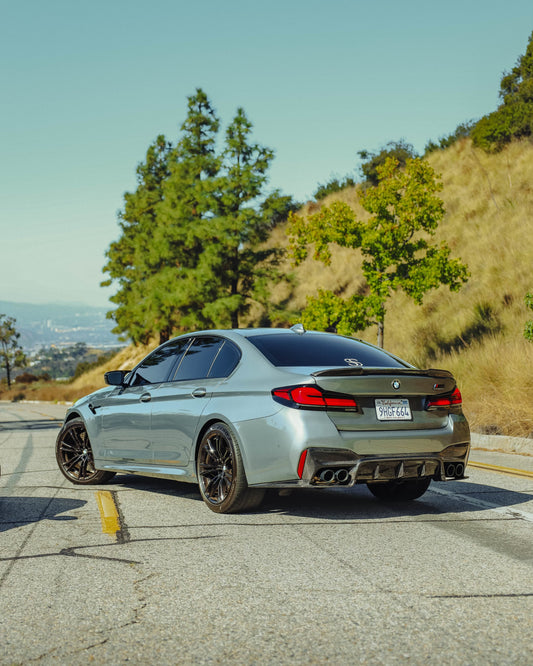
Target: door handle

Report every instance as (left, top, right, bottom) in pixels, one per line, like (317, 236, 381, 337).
(140, 392, 152, 403)
(192, 388, 207, 398)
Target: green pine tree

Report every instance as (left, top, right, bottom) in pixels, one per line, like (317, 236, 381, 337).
(197, 107, 288, 328)
(147, 88, 221, 338)
(102, 135, 171, 344)
(102, 89, 295, 343)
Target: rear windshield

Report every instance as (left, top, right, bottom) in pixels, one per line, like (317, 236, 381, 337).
(247, 333, 408, 368)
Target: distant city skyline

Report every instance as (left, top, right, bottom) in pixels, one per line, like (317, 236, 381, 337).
(0, 300, 121, 351)
(1, 1, 532, 307)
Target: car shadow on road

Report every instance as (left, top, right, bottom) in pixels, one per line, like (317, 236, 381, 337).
(105, 474, 532, 521)
(259, 481, 533, 520)
(0, 497, 85, 533)
(0, 419, 63, 431)
(110, 474, 201, 498)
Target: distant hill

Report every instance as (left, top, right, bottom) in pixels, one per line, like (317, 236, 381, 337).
(0, 300, 122, 350)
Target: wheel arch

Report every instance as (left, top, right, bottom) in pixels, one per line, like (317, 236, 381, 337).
(55, 414, 115, 485)
(193, 417, 249, 479)
(64, 410, 83, 423)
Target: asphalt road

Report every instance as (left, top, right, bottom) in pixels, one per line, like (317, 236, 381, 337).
(1, 401, 532, 665)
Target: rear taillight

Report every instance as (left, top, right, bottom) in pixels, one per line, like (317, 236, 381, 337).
(272, 385, 358, 410)
(426, 387, 462, 410)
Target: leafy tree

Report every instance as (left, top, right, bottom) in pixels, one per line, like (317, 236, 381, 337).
(288, 157, 469, 347)
(525, 293, 533, 342)
(0, 315, 26, 388)
(471, 31, 533, 152)
(358, 140, 418, 186)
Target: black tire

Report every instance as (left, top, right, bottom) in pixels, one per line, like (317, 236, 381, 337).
(366, 477, 431, 501)
(196, 422, 265, 514)
(56, 418, 115, 485)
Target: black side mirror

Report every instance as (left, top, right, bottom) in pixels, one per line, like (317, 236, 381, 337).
(104, 370, 129, 386)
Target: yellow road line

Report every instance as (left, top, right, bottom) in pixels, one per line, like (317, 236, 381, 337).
(95, 490, 121, 535)
(468, 461, 533, 480)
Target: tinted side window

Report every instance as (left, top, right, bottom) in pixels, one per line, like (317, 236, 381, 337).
(130, 338, 191, 386)
(208, 341, 241, 378)
(173, 336, 223, 381)
(247, 333, 407, 368)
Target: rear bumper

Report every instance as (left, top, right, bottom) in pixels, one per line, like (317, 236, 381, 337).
(251, 443, 470, 489)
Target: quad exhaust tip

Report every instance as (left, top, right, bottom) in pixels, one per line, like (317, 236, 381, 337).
(335, 468, 350, 483)
(317, 468, 351, 485)
(445, 462, 464, 478)
(315, 461, 466, 485)
(319, 469, 335, 483)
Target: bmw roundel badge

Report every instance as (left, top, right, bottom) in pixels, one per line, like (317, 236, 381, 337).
(392, 380, 401, 390)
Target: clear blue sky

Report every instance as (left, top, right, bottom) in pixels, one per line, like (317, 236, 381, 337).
(1, 0, 532, 308)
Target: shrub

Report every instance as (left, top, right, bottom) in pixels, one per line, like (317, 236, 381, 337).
(472, 31, 533, 152)
(72, 350, 118, 380)
(357, 140, 418, 186)
(15, 372, 39, 384)
(313, 175, 356, 201)
(525, 292, 533, 342)
(424, 120, 477, 155)
(471, 103, 533, 152)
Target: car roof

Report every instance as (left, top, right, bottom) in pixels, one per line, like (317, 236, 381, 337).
(192, 327, 337, 338)
(170, 327, 363, 347)
(232, 327, 327, 338)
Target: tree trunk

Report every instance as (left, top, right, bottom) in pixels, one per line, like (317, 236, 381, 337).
(377, 321, 384, 349)
(230, 246, 239, 329)
(1, 343, 11, 388)
(5, 358, 11, 389)
(376, 303, 385, 348)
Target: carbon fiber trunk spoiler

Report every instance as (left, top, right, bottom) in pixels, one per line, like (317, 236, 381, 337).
(312, 367, 454, 379)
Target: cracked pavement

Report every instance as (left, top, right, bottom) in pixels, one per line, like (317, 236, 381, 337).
(1, 401, 533, 665)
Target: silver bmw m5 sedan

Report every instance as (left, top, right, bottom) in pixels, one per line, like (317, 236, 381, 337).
(56, 326, 470, 513)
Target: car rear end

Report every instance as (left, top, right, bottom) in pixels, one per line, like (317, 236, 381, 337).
(240, 329, 470, 490)
(280, 367, 469, 488)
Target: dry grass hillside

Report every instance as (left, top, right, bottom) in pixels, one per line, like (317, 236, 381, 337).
(268, 138, 533, 437)
(6, 138, 533, 438)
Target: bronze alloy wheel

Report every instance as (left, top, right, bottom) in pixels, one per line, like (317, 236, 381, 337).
(197, 422, 264, 513)
(198, 428, 234, 504)
(56, 418, 115, 485)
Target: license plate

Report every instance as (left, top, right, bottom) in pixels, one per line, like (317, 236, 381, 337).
(375, 398, 412, 421)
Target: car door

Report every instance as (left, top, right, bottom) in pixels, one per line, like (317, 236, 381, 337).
(149, 336, 238, 466)
(99, 338, 191, 464)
